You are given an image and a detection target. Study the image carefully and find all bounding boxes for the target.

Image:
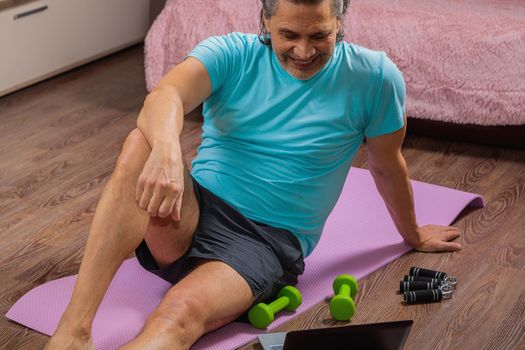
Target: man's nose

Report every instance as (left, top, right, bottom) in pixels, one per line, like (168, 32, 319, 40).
(293, 40, 316, 60)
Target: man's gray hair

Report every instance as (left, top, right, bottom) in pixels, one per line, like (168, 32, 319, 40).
(259, 0, 349, 46)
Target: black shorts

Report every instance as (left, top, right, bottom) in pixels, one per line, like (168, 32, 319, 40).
(135, 176, 305, 305)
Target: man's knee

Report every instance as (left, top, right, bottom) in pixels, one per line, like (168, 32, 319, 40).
(146, 289, 207, 336)
(126, 128, 149, 145)
(113, 128, 151, 182)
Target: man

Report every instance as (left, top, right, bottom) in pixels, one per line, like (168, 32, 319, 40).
(45, 0, 462, 349)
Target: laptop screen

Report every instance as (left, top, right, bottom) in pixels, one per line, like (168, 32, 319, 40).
(281, 320, 413, 350)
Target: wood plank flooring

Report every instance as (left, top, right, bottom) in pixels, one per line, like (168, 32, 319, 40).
(1, 44, 524, 350)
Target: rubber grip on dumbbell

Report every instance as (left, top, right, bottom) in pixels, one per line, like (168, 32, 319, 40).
(403, 289, 443, 304)
(409, 267, 447, 280)
(403, 275, 442, 284)
(399, 281, 439, 293)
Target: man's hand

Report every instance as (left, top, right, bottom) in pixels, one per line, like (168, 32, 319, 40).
(411, 225, 462, 252)
(136, 143, 185, 220)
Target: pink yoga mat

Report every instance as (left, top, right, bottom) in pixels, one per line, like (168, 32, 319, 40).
(6, 167, 483, 349)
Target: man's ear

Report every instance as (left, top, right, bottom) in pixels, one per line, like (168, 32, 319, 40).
(263, 12, 271, 32)
(336, 18, 342, 33)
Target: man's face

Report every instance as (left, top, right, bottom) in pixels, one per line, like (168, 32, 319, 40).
(264, 0, 341, 80)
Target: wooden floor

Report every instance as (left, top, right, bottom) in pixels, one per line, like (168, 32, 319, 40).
(1, 44, 524, 350)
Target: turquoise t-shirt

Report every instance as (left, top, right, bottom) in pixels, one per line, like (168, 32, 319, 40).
(187, 32, 405, 257)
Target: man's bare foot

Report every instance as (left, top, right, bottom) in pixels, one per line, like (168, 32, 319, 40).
(44, 330, 95, 350)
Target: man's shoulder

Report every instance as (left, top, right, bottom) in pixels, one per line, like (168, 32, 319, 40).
(338, 41, 386, 73)
(337, 41, 402, 86)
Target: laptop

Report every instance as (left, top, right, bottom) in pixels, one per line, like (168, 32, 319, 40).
(258, 320, 413, 350)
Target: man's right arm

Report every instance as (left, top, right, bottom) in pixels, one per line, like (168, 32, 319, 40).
(137, 57, 211, 144)
(135, 57, 211, 220)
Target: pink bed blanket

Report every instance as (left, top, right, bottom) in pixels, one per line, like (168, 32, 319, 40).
(145, 0, 525, 126)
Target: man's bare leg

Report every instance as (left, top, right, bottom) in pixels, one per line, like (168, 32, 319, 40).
(45, 128, 199, 349)
(120, 260, 255, 350)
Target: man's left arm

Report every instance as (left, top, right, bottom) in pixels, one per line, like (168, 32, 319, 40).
(366, 117, 462, 252)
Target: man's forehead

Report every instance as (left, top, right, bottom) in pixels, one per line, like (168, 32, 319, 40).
(275, 17, 334, 34)
(278, 26, 332, 35)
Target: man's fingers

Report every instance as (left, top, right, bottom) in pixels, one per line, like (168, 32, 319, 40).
(440, 241, 462, 251)
(443, 229, 461, 241)
(418, 238, 462, 252)
(136, 175, 146, 203)
(148, 180, 179, 217)
(431, 240, 462, 252)
(158, 195, 177, 218)
(147, 191, 163, 217)
(139, 182, 154, 210)
(171, 190, 183, 221)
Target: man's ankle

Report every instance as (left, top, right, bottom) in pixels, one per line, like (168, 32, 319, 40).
(55, 312, 93, 340)
(54, 324, 91, 340)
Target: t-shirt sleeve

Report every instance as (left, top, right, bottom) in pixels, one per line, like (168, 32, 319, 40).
(364, 53, 406, 138)
(185, 32, 246, 95)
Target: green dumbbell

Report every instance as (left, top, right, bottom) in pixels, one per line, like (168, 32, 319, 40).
(248, 285, 302, 329)
(329, 274, 359, 321)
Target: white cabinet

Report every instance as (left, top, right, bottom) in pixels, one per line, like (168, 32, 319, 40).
(0, 0, 150, 96)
